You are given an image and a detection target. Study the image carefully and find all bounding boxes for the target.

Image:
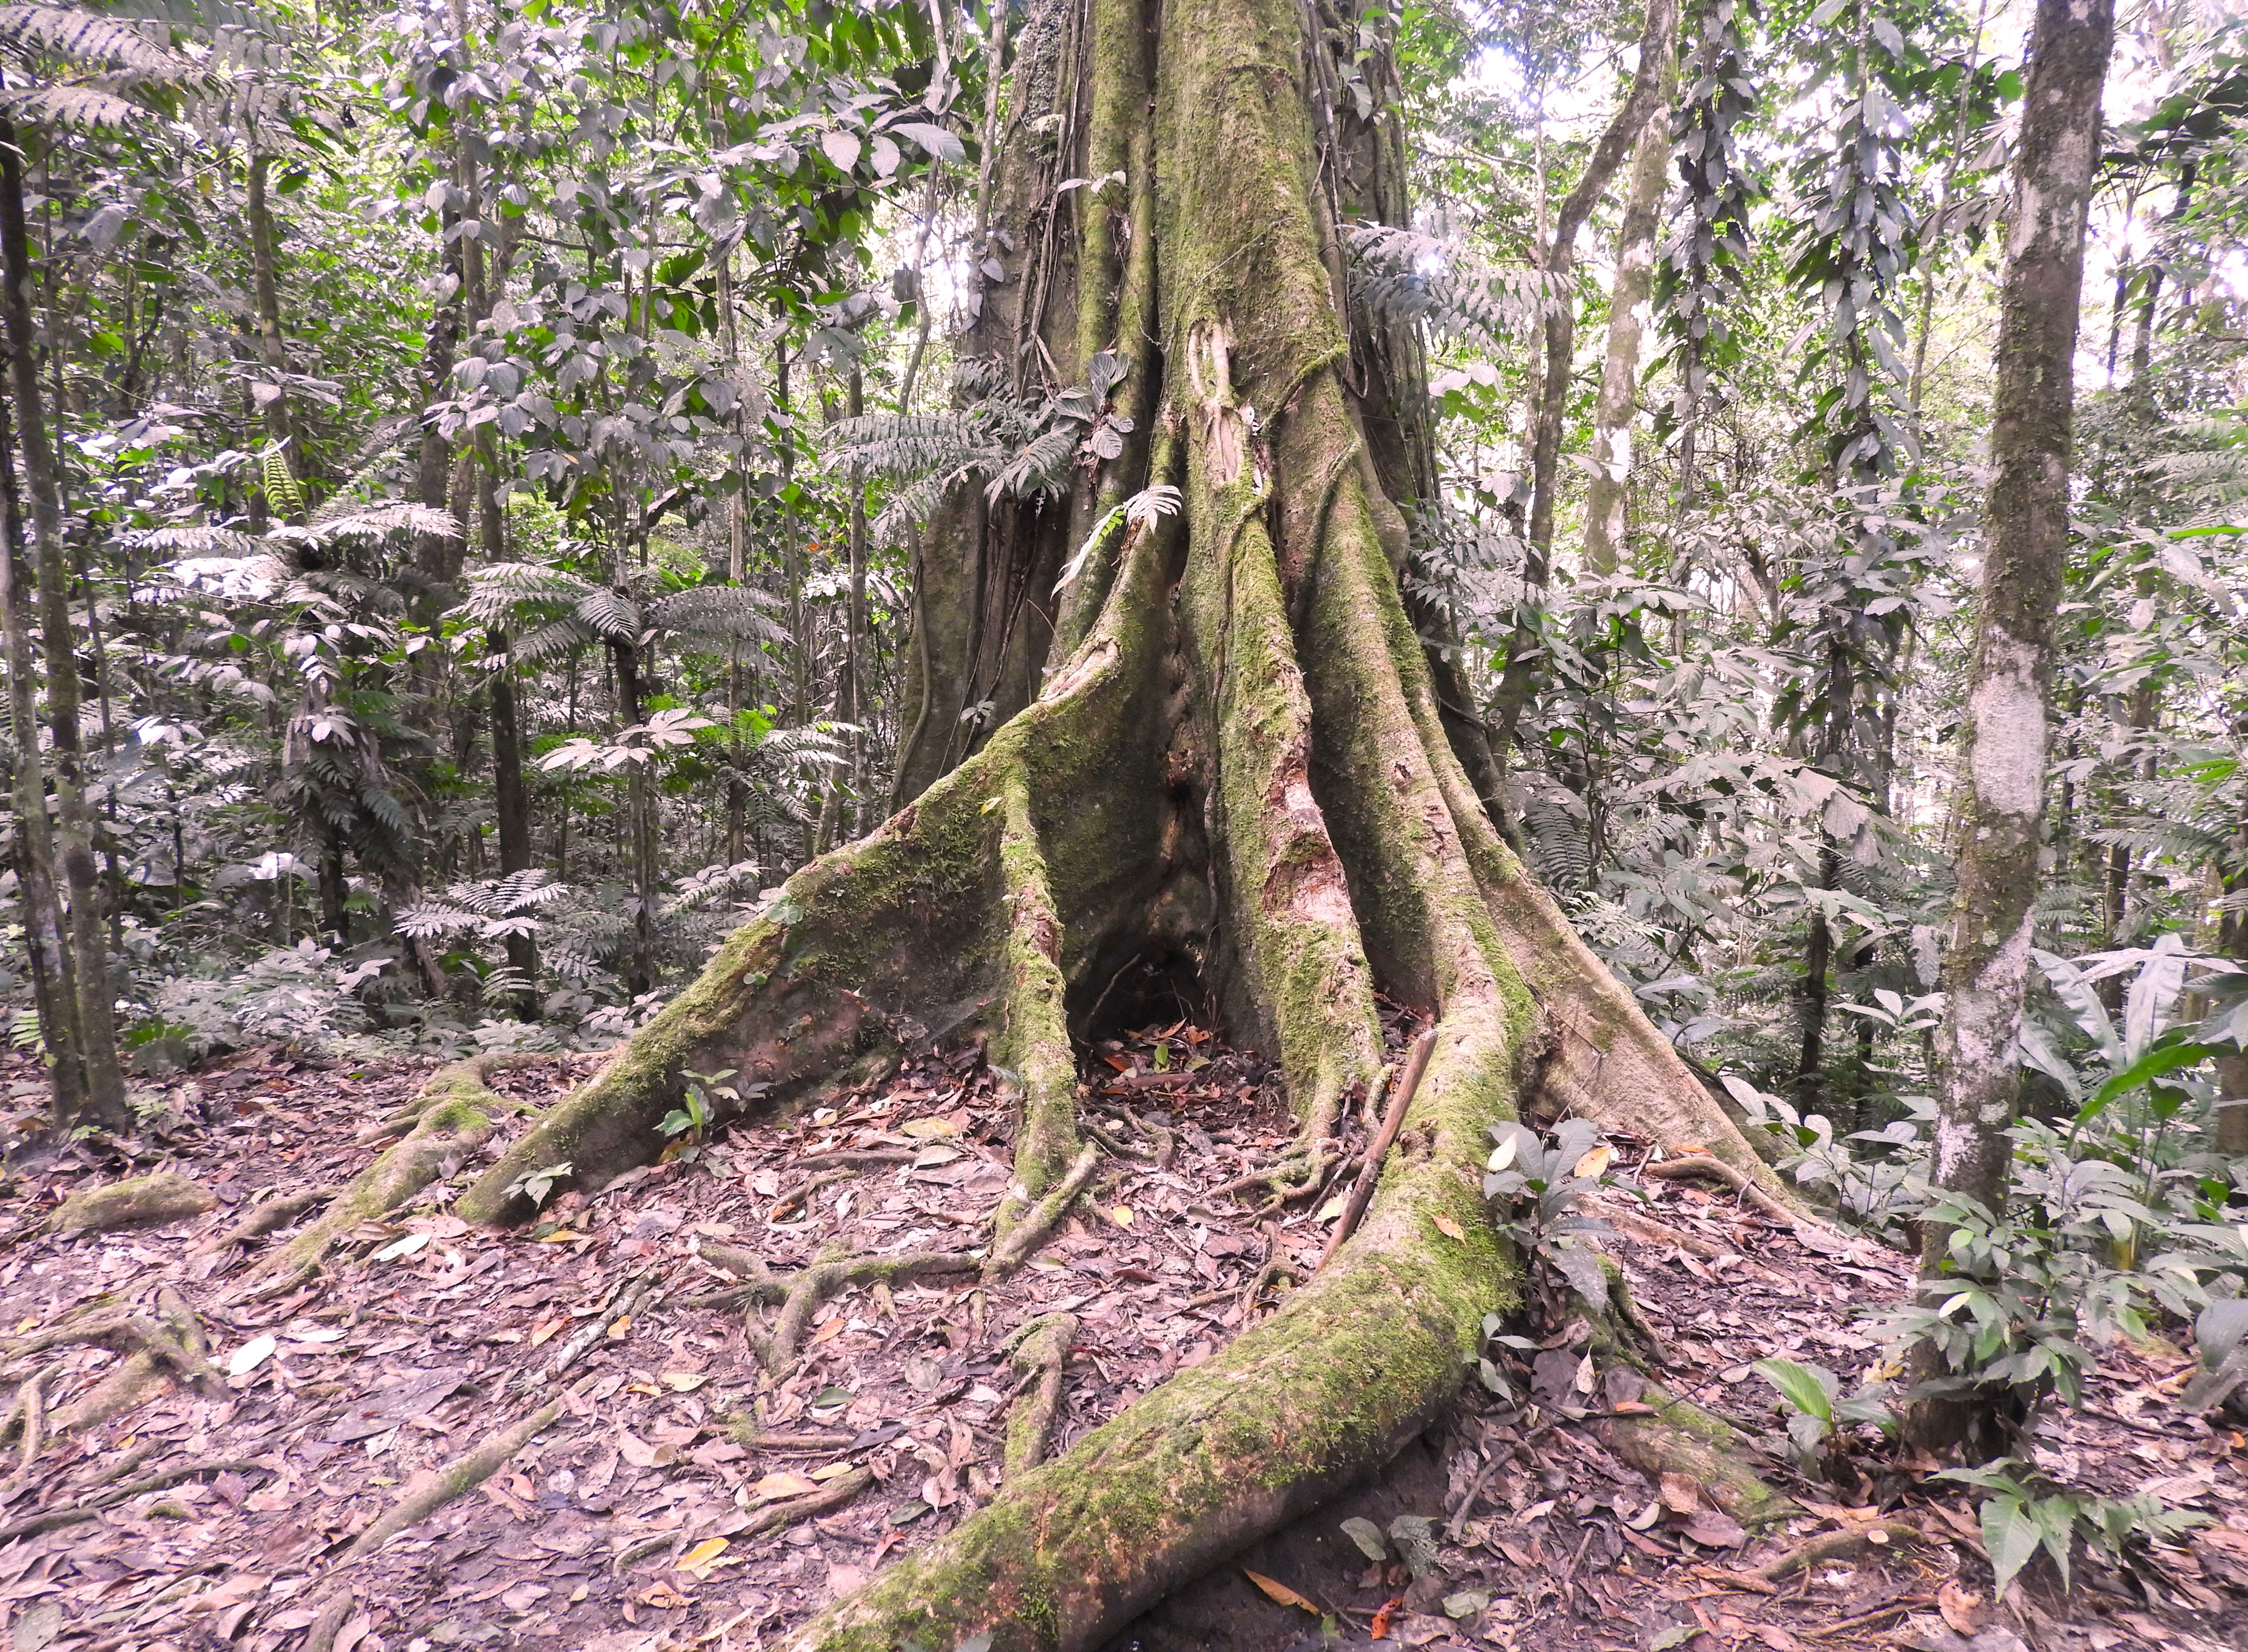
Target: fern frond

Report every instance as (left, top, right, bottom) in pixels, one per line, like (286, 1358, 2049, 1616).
(307, 502, 461, 542)
(1346, 224, 1558, 343)
(0, 5, 190, 75)
(825, 411, 987, 480)
(987, 425, 1077, 503)
(572, 588, 641, 640)
(0, 81, 137, 125)
(507, 615, 597, 662)
(647, 585, 788, 645)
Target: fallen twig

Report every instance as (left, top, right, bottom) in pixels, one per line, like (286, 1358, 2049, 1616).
(1317, 1029, 1437, 1272)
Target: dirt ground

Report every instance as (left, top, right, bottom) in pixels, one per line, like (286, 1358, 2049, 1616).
(1, 1031, 2244, 1652)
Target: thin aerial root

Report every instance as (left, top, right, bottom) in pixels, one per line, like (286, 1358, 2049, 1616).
(982, 1145, 1100, 1280)
(1317, 1029, 1436, 1272)
(1001, 1313, 1078, 1479)
(343, 1401, 562, 1562)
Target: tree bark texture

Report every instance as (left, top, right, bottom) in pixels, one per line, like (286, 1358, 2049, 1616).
(1910, 0, 2114, 1454)
(0, 122, 127, 1130)
(456, 0, 1783, 1642)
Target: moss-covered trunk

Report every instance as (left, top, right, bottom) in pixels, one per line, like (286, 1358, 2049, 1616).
(459, 0, 1783, 1642)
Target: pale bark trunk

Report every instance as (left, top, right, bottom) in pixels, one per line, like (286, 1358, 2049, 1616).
(1581, 39, 1678, 576)
(1, 122, 127, 1131)
(1909, 0, 2114, 1457)
(0, 395, 86, 1121)
(1488, 0, 1683, 755)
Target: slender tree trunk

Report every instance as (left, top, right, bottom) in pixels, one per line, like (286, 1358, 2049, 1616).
(612, 637, 660, 996)
(1, 122, 127, 1131)
(1487, 0, 1682, 757)
(1906, 0, 2114, 1459)
(245, 151, 304, 506)
(0, 394, 86, 1121)
(844, 362, 869, 837)
(1581, 33, 1677, 576)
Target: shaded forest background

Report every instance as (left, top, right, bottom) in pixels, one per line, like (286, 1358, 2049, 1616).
(0, 0, 2245, 1177)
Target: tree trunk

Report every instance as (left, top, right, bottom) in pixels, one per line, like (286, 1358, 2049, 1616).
(0, 121, 127, 1132)
(0, 395, 87, 1122)
(1581, 34, 1678, 576)
(456, 1, 1789, 1643)
(1906, 0, 2114, 1459)
(245, 151, 305, 510)
(1488, 0, 1683, 755)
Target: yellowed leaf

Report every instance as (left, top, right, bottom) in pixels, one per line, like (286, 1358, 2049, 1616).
(1572, 1144, 1615, 1181)
(812, 1460, 857, 1481)
(1242, 1569, 1318, 1613)
(901, 1117, 959, 1139)
(752, 1470, 820, 1503)
(626, 1381, 662, 1397)
(529, 1317, 563, 1347)
(660, 1371, 709, 1392)
(677, 1537, 730, 1577)
(808, 1314, 846, 1346)
(605, 1315, 632, 1339)
(1110, 1205, 1135, 1228)
(1432, 1214, 1466, 1242)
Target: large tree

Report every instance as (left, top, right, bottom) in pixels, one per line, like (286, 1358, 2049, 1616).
(450, 0, 1783, 1643)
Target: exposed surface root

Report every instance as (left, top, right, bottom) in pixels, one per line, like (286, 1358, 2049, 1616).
(1001, 1312, 1077, 1478)
(1642, 1155, 1797, 1223)
(44, 1172, 213, 1236)
(342, 1399, 563, 1562)
(228, 1055, 507, 1298)
(749, 1250, 983, 1371)
(1, 1286, 222, 1405)
(200, 1186, 330, 1254)
(1754, 1520, 1926, 1580)
(1604, 1382, 1796, 1529)
(983, 1143, 1100, 1279)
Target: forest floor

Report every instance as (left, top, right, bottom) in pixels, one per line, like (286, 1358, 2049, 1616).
(0, 1031, 2245, 1652)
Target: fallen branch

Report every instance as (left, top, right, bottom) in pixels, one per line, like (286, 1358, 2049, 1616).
(772, 1167, 857, 1221)
(1755, 1520, 1924, 1581)
(1317, 1030, 1437, 1272)
(1002, 1314, 1078, 1478)
(342, 1401, 562, 1562)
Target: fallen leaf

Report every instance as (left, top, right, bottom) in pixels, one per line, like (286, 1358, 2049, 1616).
(1111, 1205, 1135, 1228)
(902, 1117, 960, 1138)
(1659, 1472, 1703, 1514)
(752, 1470, 820, 1502)
(228, 1334, 278, 1378)
(607, 1315, 633, 1339)
(676, 1537, 730, 1577)
(808, 1315, 847, 1346)
(617, 1430, 676, 1470)
(1938, 1580, 1983, 1636)
(660, 1371, 708, 1392)
(1432, 1214, 1467, 1241)
(1572, 1144, 1615, 1180)
(1683, 1510, 1747, 1548)
(1242, 1569, 1319, 1613)
(1752, 1629, 1801, 1652)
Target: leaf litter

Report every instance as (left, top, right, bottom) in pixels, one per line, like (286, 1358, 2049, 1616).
(0, 1038, 2241, 1652)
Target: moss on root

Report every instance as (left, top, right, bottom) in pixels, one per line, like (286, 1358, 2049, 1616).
(784, 1155, 1519, 1652)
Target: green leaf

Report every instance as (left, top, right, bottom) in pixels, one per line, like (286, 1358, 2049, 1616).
(2026, 1495, 2077, 1591)
(1339, 1516, 1389, 1562)
(1983, 1497, 2041, 1599)
(2085, 1039, 2219, 1117)
(1650, 1627, 1702, 1650)
(1752, 1357, 1836, 1425)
